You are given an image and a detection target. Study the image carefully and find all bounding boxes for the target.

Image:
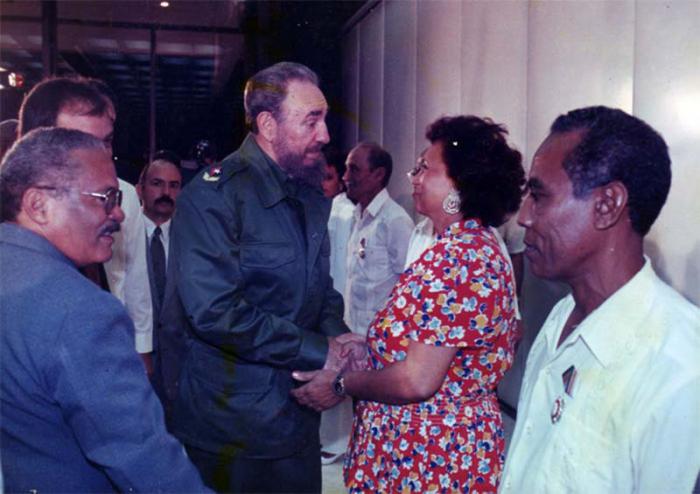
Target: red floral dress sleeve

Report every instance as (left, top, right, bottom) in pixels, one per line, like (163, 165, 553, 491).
(398, 232, 509, 349)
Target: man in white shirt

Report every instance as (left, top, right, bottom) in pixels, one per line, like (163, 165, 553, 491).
(17, 77, 154, 373)
(500, 106, 700, 493)
(342, 142, 414, 335)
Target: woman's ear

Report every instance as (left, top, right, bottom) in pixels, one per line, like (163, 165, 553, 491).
(593, 181, 628, 230)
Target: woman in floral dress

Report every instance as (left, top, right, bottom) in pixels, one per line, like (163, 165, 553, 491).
(292, 115, 525, 493)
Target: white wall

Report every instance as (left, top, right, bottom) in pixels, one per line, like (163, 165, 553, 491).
(340, 0, 700, 407)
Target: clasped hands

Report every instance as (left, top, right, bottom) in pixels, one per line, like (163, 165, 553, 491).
(290, 333, 367, 412)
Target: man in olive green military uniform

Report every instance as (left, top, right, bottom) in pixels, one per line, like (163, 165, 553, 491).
(166, 62, 350, 493)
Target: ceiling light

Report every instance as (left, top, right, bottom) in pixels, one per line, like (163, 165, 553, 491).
(160, 1, 170, 7)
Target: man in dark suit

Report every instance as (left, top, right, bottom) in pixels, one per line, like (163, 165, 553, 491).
(165, 61, 354, 493)
(0, 128, 209, 492)
(137, 152, 183, 408)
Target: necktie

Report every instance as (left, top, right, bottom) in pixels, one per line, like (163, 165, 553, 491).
(151, 226, 166, 307)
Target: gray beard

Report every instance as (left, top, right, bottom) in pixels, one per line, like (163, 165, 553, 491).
(276, 152, 325, 190)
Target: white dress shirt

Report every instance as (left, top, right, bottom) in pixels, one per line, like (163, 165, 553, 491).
(320, 192, 356, 457)
(103, 179, 153, 353)
(344, 188, 414, 335)
(327, 192, 355, 295)
(143, 216, 171, 265)
(500, 260, 700, 494)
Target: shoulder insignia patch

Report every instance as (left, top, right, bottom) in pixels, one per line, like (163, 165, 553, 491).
(202, 165, 222, 182)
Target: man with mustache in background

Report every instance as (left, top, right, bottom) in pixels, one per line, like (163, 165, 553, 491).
(137, 151, 182, 408)
(137, 151, 182, 320)
(0, 128, 209, 492)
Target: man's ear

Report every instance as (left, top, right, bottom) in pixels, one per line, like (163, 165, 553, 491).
(256, 111, 278, 143)
(136, 182, 143, 202)
(593, 181, 628, 230)
(372, 166, 386, 188)
(20, 187, 52, 226)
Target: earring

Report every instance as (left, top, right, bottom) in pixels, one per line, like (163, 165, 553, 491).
(442, 189, 461, 215)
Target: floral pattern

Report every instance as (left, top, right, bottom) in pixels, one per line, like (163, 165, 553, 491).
(344, 219, 519, 493)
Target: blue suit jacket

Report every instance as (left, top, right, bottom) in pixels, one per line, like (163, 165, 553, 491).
(0, 223, 209, 493)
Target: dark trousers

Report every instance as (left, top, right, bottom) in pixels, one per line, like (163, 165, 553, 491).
(186, 443, 322, 494)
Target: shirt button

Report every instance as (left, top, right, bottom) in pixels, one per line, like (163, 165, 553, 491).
(525, 422, 533, 435)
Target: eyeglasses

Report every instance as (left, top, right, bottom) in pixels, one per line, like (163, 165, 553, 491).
(35, 185, 123, 214)
(81, 188, 123, 214)
(406, 157, 429, 182)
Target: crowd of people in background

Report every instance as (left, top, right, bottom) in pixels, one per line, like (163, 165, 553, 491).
(0, 61, 698, 494)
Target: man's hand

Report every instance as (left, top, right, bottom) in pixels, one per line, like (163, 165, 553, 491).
(290, 369, 343, 412)
(324, 334, 369, 372)
(337, 333, 369, 371)
(323, 336, 346, 371)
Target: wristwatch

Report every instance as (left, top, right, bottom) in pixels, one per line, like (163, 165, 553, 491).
(332, 373, 346, 397)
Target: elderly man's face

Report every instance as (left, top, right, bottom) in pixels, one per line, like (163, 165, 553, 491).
(46, 148, 124, 267)
(272, 80, 330, 183)
(518, 130, 595, 281)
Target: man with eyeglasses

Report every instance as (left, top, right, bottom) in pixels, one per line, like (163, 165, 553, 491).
(0, 128, 209, 492)
(17, 76, 155, 376)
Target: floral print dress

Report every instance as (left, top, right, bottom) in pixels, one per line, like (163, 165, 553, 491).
(344, 219, 520, 494)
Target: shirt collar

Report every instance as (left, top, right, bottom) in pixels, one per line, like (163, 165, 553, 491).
(238, 134, 289, 208)
(356, 188, 389, 219)
(569, 258, 655, 367)
(143, 215, 171, 241)
(436, 218, 482, 240)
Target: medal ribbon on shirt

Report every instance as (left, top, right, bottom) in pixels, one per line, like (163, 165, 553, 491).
(551, 365, 577, 424)
(358, 237, 366, 259)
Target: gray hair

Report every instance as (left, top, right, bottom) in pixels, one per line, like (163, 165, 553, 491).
(244, 62, 319, 133)
(0, 127, 106, 222)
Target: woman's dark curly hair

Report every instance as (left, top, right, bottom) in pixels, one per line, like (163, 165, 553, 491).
(426, 115, 525, 227)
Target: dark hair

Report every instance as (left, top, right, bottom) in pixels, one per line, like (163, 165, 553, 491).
(18, 77, 109, 135)
(1, 128, 106, 221)
(139, 150, 182, 184)
(322, 145, 346, 180)
(550, 106, 670, 236)
(357, 141, 392, 188)
(87, 78, 118, 114)
(244, 62, 319, 134)
(426, 115, 525, 227)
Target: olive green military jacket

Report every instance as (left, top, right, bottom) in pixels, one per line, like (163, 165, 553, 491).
(168, 134, 348, 458)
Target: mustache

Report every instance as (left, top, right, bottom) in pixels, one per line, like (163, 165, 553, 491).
(154, 196, 175, 207)
(100, 221, 121, 236)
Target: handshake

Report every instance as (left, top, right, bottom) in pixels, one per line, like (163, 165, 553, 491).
(290, 333, 368, 412)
